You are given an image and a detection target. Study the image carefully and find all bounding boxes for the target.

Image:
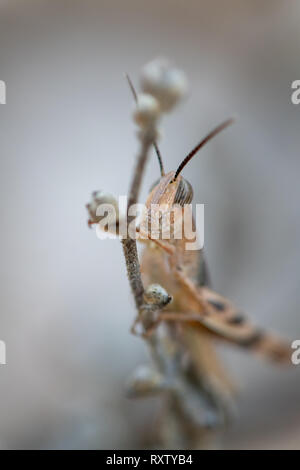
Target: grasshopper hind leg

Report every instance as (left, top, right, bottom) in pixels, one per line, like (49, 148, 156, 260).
(181, 326, 236, 423)
(153, 311, 237, 423)
(196, 252, 212, 288)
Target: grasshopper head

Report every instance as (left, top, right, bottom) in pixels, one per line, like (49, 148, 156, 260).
(139, 117, 234, 241)
(148, 171, 193, 207)
(139, 172, 193, 242)
(145, 118, 233, 210)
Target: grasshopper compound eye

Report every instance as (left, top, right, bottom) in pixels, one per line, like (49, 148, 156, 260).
(173, 177, 193, 206)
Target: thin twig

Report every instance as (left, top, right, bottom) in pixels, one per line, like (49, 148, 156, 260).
(126, 74, 165, 176)
(120, 69, 231, 449)
(121, 134, 153, 310)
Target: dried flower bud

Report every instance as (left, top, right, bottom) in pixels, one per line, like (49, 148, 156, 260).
(141, 58, 188, 112)
(86, 190, 119, 225)
(126, 365, 166, 397)
(144, 284, 172, 306)
(133, 93, 160, 129)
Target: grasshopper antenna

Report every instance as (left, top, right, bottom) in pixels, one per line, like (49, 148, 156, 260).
(173, 117, 234, 181)
(125, 74, 165, 176)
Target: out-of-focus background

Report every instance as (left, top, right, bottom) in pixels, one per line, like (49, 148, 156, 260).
(0, 0, 299, 449)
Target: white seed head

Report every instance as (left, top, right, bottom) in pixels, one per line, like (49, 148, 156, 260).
(141, 58, 188, 112)
(133, 93, 160, 128)
(87, 190, 119, 224)
(144, 283, 172, 306)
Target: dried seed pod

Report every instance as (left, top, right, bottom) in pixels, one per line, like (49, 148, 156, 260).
(133, 93, 160, 129)
(86, 190, 119, 225)
(141, 58, 188, 112)
(144, 284, 172, 306)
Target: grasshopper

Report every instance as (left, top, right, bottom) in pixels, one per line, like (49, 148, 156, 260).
(131, 117, 291, 403)
(140, 130, 290, 346)
(87, 87, 291, 408)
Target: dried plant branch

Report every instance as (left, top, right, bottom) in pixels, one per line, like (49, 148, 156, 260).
(87, 59, 232, 449)
(122, 172, 226, 447)
(121, 134, 153, 310)
(119, 63, 230, 449)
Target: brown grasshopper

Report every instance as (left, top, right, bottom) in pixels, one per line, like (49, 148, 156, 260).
(87, 95, 291, 407)
(134, 120, 291, 371)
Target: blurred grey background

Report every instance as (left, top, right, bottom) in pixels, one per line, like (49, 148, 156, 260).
(0, 0, 299, 449)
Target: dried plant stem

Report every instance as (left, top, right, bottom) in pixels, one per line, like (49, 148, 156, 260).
(121, 130, 170, 361)
(84, 60, 236, 449)
(120, 129, 226, 449)
(121, 135, 152, 310)
(122, 238, 144, 309)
